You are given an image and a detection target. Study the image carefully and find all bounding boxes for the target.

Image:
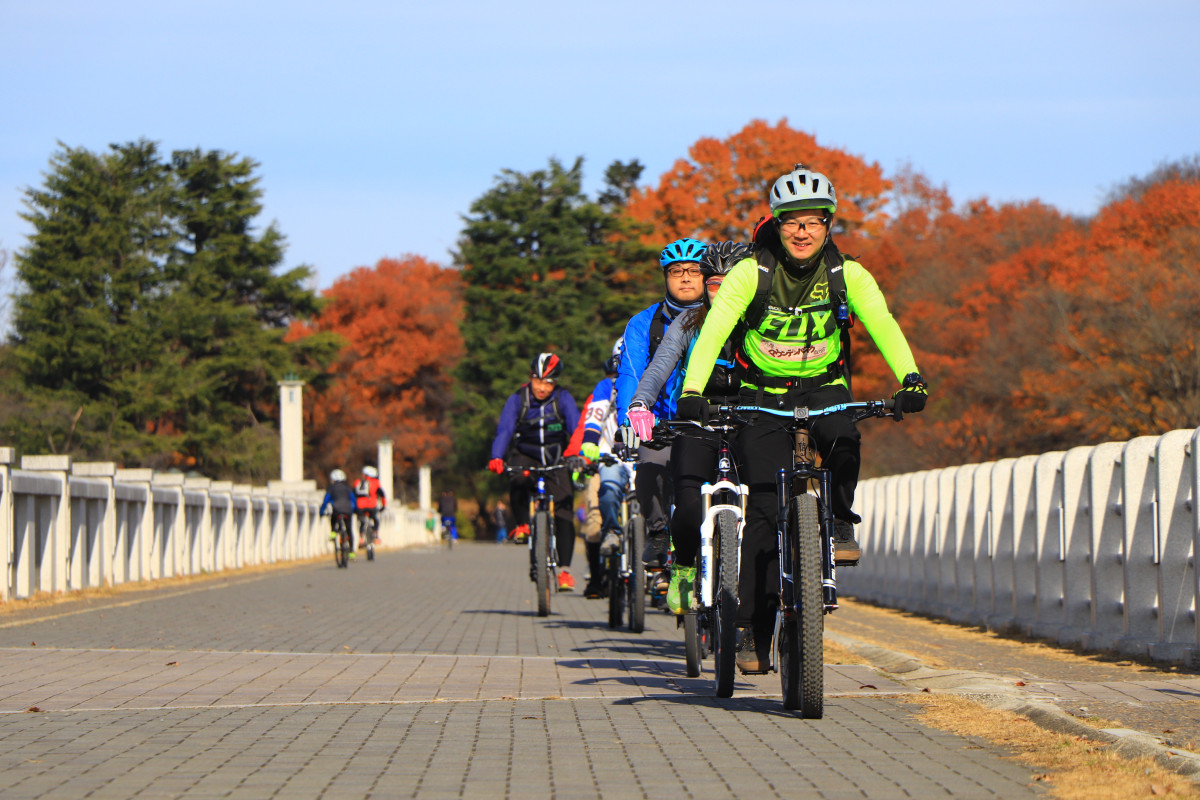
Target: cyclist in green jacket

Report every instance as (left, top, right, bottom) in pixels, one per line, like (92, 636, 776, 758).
(676, 164, 929, 672)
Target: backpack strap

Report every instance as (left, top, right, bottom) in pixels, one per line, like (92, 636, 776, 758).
(647, 302, 667, 361)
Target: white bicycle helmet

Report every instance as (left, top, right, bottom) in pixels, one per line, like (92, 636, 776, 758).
(362, 466, 378, 478)
(769, 164, 837, 217)
(330, 468, 347, 482)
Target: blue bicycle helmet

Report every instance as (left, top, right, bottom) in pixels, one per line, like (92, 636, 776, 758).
(659, 238, 707, 270)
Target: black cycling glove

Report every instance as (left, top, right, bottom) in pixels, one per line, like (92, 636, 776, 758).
(892, 373, 929, 420)
(676, 393, 710, 424)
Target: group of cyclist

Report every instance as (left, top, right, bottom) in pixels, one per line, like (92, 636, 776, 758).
(319, 466, 388, 558)
(483, 163, 930, 671)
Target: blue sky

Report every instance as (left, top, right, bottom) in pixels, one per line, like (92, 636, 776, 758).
(2, 0, 1198, 292)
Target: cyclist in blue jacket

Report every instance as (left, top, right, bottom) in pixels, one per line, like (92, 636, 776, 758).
(489, 353, 584, 592)
(616, 238, 706, 585)
(320, 468, 358, 556)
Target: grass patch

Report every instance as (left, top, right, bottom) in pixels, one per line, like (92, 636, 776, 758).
(912, 694, 1200, 799)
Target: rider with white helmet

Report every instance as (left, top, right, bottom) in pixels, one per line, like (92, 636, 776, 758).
(676, 164, 929, 672)
(319, 468, 359, 554)
(354, 465, 388, 547)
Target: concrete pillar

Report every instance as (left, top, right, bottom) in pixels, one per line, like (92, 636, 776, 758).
(72, 461, 117, 589)
(0, 448, 14, 602)
(377, 439, 394, 504)
(279, 378, 305, 483)
(21, 455, 72, 595)
(419, 465, 432, 511)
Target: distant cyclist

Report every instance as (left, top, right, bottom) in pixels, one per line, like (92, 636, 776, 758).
(320, 469, 358, 556)
(569, 338, 626, 598)
(354, 466, 387, 547)
(488, 353, 583, 592)
(438, 489, 458, 540)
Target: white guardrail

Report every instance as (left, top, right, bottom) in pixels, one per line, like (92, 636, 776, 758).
(841, 426, 1200, 665)
(0, 450, 438, 603)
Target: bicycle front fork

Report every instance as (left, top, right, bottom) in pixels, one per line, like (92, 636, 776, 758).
(775, 468, 839, 612)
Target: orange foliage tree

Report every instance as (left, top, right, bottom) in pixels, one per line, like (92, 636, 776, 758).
(863, 169, 1200, 472)
(626, 118, 892, 249)
(297, 256, 463, 492)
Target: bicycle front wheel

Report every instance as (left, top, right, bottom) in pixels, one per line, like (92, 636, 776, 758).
(607, 547, 624, 629)
(779, 494, 823, 717)
(713, 509, 739, 698)
(627, 515, 645, 633)
(683, 613, 701, 677)
(533, 510, 552, 617)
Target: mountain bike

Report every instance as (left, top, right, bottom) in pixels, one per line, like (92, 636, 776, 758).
(587, 451, 647, 634)
(358, 511, 378, 561)
(657, 416, 747, 692)
(330, 513, 353, 569)
(721, 398, 897, 717)
(505, 463, 566, 617)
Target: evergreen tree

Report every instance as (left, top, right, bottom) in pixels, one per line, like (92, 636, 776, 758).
(6, 140, 338, 479)
(452, 157, 655, 478)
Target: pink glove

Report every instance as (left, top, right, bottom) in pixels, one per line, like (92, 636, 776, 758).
(628, 407, 656, 442)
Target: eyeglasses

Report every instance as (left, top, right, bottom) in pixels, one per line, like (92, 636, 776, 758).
(665, 266, 703, 278)
(705, 277, 724, 288)
(778, 217, 828, 235)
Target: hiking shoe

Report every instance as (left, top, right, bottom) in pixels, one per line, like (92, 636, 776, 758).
(649, 570, 669, 597)
(557, 570, 575, 592)
(735, 626, 766, 673)
(583, 577, 607, 599)
(599, 531, 621, 556)
(347, 551, 356, 560)
(666, 566, 695, 615)
(512, 524, 529, 543)
(641, 530, 670, 568)
(833, 520, 862, 565)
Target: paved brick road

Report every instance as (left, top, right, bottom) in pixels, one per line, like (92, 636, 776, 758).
(0, 542, 1044, 799)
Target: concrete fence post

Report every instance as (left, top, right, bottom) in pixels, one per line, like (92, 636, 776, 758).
(0, 448, 14, 602)
(72, 462, 117, 590)
(21, 455, 72, 596)
(1152, 429, 1196, 663)
(1118, 436, 1162, 657)
(1059, 445, 1095, 645)
(1029, 451, 1067, 639)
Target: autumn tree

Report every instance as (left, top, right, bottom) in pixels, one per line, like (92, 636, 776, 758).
(299, 255, 463, 494)
(626, 118, 892, 248)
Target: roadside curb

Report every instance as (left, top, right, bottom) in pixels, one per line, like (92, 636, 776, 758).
(827, 630, 1200, 781)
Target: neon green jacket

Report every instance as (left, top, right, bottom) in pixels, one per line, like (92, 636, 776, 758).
(681, 252, 919, 396)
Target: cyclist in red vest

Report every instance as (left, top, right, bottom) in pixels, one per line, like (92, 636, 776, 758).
(354, 465, 387, 546)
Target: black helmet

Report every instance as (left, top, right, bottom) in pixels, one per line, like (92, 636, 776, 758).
(701, 241, 753, 277)
(530, 352, 564, 380)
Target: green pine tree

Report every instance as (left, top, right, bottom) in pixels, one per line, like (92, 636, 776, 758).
(5, 140, 339, 479)
(451, 157, 656, 481)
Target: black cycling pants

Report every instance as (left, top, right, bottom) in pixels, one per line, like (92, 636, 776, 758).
(669, 429, 723, 569)
(507, 452, 576, 568)
(732, 384, 861, 628)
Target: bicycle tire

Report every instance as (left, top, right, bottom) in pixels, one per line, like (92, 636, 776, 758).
(713, 508, 739, 698)
(607, 549, 623, 629)
(683, 613, 701, 677)
(628, 514, 646, 633)
(780, 494, 823, 717)
(333, 518, 348, 569)
(534, 510, 552, 617)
